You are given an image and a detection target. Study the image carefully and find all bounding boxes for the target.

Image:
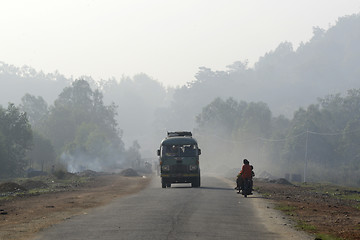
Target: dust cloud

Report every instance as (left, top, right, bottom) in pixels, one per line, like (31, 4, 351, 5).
(195, 132, 285, 179)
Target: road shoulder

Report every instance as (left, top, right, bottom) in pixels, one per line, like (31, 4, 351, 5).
(0, 174, 150, 240)
(216, 176, 314, 240)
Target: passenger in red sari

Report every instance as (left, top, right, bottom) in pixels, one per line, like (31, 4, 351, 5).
(236, 159, 253, 193)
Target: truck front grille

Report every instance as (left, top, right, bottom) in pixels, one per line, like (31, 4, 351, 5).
(170, 164, 188, 173)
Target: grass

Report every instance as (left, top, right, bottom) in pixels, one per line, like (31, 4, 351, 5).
(0, 195, 16, 201)
(0, 188, 49, 201)
(340, 192, 360, 201)
(274, 204, 318, 232)
(0, 174, 93, 202)
(256, 190, 272, 198)
(315, 233, 344, 240)
(274, 204, 319, 233)
(296, 220, 317, 231)
(296, 182, 360, 203)
(274, 204, 297, 215)
(28, 188, 52, 194)
(256, 180, 359, 240)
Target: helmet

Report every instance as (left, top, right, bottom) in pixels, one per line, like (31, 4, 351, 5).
(243, 159, 249, 164)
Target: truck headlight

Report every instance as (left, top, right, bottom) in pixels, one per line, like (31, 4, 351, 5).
(189, 165, 198, 171)
(162, 165, 170, 171)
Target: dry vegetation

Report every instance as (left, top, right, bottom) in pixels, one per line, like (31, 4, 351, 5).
(255, 178, 360, 240)
(0, 170, 150, 240)
(2, 172, 360, 240)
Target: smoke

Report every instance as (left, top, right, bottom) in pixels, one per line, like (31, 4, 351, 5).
(59, 140, 153, 173)
(59, 144, 128, 173)
(60, 152, 104, 173)
(195, 130, 290, 179)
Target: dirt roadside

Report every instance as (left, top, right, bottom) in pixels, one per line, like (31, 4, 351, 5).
(0, 174, 150, 240)
(255, 179, 360, 240)
(2, 174, 360, 240)
(220, 176, 360, 240)
(219, 176, 314, 240)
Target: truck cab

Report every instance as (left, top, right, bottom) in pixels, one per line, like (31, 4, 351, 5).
(157, 131, 201, 188)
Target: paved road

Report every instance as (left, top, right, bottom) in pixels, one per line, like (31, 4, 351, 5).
(35, 176, 282, 240)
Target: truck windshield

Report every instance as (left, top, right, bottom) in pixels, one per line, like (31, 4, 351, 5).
(162, 144, 197, 157)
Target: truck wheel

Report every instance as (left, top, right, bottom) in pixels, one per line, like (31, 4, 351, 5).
(166, 183, 171, 188)
(162, 182, 166, 188)
(192, 182, 199, 188)
(192, 177, 200, 188)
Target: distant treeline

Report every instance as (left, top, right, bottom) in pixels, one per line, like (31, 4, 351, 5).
(195, 91, 360, 186)
(0, 80, 142, 178)
(1, 14, 360, 184)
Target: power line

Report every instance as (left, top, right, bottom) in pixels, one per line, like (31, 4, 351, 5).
(308, 127, 360, 136)
(199, 127, 360, 144)
(200, 133, 258, 144)
(259, 131, 306, 142)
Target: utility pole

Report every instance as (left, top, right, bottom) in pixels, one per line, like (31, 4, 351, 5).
(303, 129, 309, 183)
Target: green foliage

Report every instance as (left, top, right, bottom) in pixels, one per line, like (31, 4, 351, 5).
(61, 122, 124, 171)
(39, 79, 125, 172)
(196, 97, 272, 139)
(0, 103, 33, 178)
(196, 88, 360, 186)
(237, 101, 272, 138)
(27, 131, 56, 171)
(284, 89, 360, 185)
(196, 97, 244, 137)
(19, 94, 48, 130)
(47, 79, 121, 149)
(296, 221, 317, 231)
(12, 79, 126, 174)
(314, 233, 343, 240)
(274, 204, 297, 215)
(195, 97, 282, 173)
(101, 74, 166, 124)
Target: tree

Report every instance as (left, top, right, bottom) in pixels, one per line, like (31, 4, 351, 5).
(196, 97, 244, 137)
(195, 98, 275, 173)
(0, 103, 32, 177)
(238, 101, 272, 139)
(27, 131, 56, 171)
(19, 93, 49, 130)
(101, 74, 167, 153)
(62, 123, 116, 172)
(125, 140, 141, 170)
(45, 79, 122, 152)
(44, 79, 125, 172)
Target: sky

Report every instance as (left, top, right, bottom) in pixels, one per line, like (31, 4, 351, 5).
(1, 0, 360, 87)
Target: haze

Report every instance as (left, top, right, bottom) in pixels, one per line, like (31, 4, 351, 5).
(1, 1, 360, 187)
(0, 0, 359, 87)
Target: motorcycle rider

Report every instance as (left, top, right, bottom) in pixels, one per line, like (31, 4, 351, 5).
(236, 159, 253, 194)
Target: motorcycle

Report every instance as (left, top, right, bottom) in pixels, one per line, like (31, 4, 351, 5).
(241, 178, 252, 197)
(236, 177, 253, 197)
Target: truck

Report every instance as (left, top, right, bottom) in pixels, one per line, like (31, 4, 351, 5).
(157, 131, 201, 188)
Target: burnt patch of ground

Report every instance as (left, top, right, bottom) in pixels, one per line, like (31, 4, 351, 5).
(20, 180, 49, 190)
(0, 182, 27, 193)
(255, 178, 360, 240)
(120, 168, 139, 177)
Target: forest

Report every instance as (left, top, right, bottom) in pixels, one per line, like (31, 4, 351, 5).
(0, 80, 144, 178)
(1, 14, 360, 186)
(195, 92, 360, 186)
